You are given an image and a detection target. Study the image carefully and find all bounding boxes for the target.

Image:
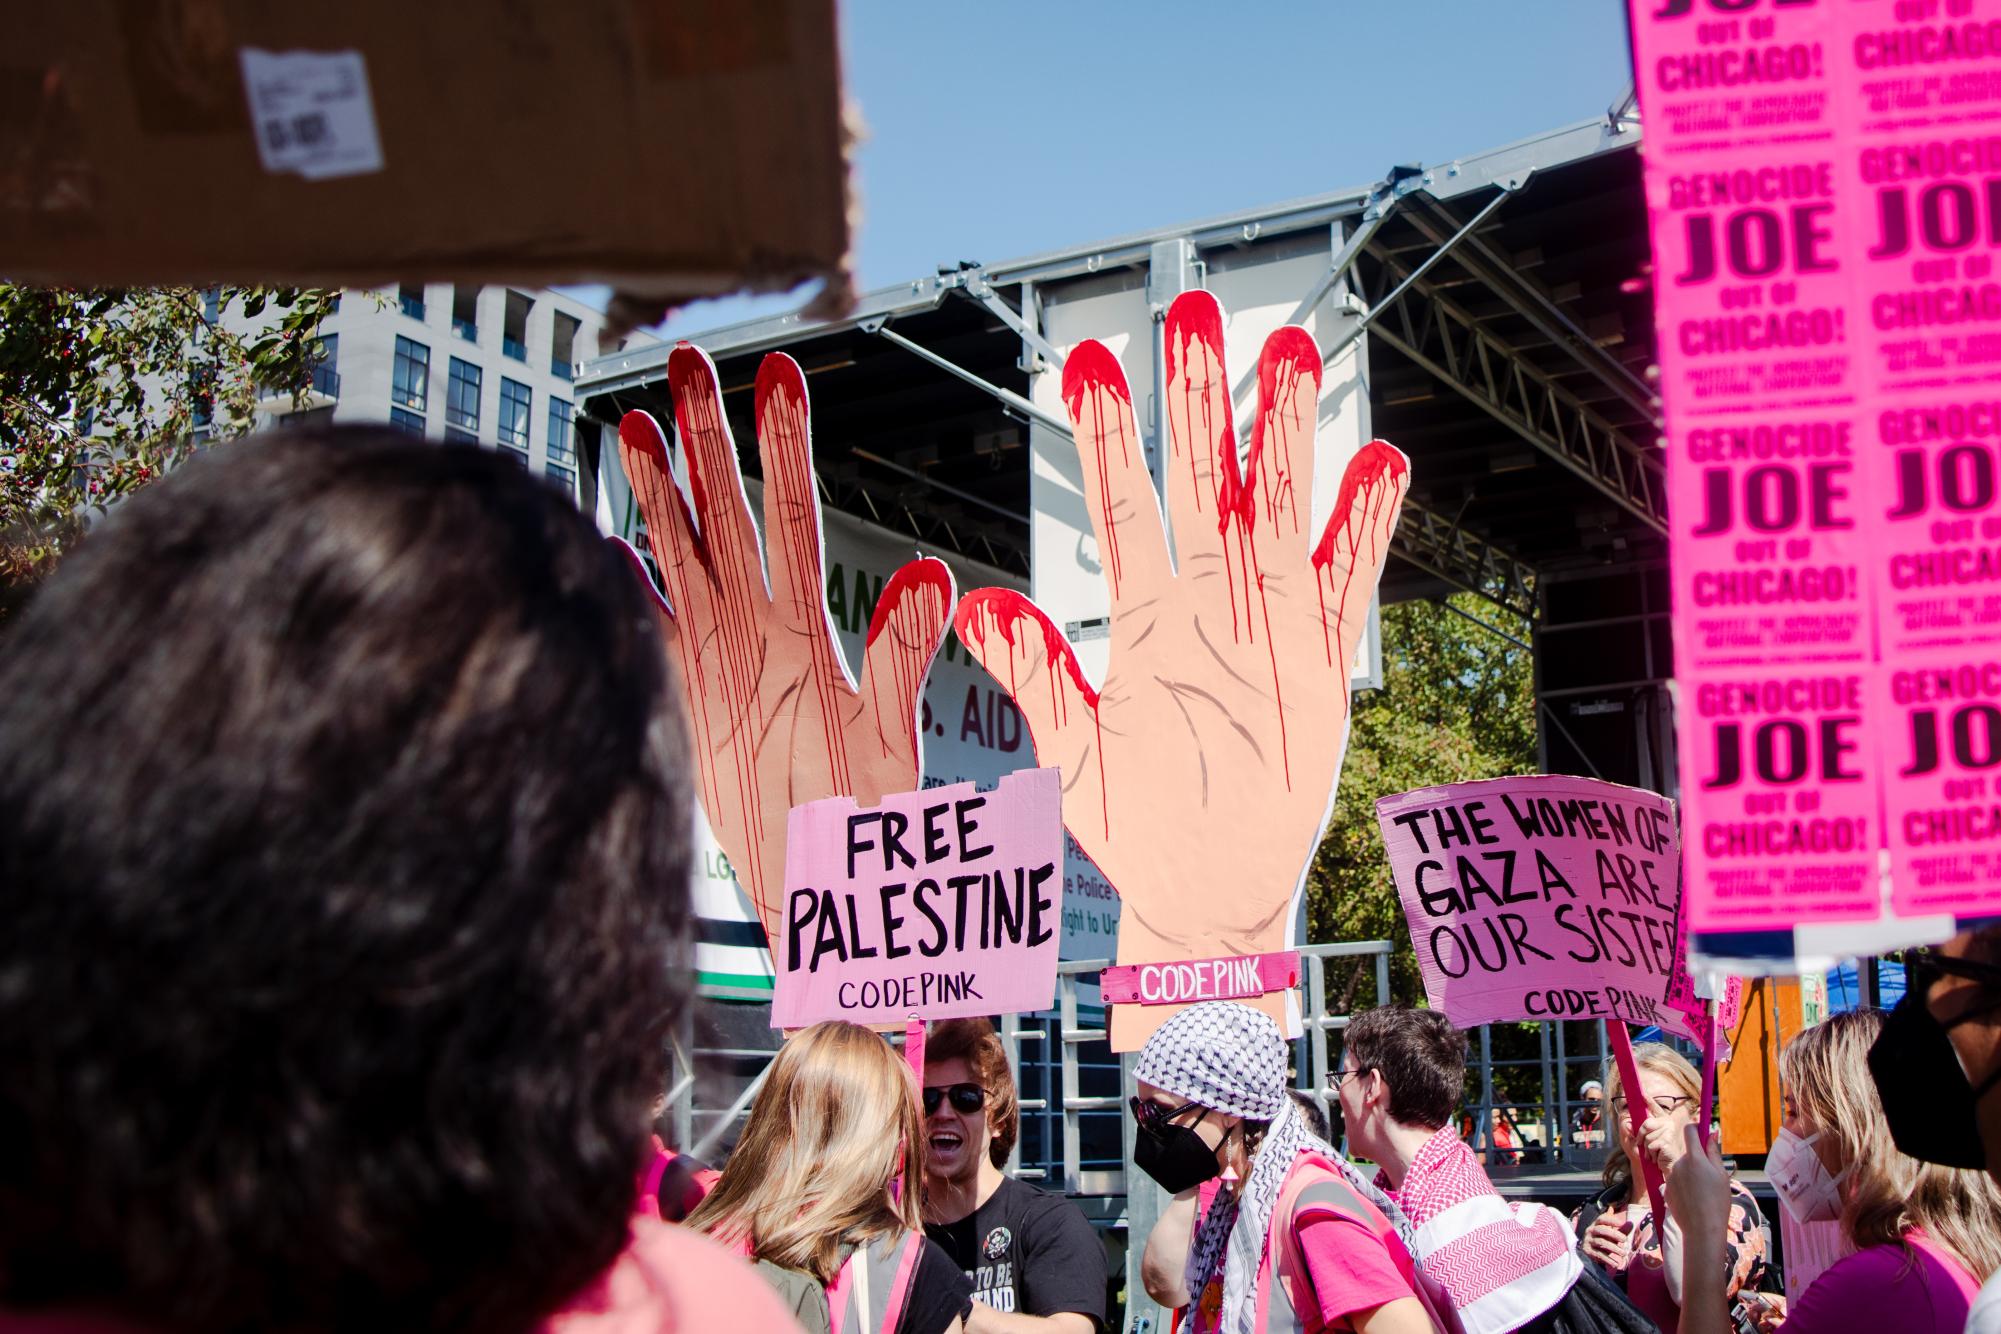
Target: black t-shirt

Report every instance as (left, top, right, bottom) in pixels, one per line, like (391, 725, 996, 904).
(904, 1236, 977, 1334)
(925, 1177, 1106, 1328)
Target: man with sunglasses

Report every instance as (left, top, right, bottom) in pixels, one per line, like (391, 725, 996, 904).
(921, 1018, 1105, 1333)
(1868, 930, 2001, 1334)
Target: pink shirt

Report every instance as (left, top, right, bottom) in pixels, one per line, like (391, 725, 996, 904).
(1186, 1168, 1418, 1334)
(1778, 1229, 1978, 1334)
(1295, 1205, 1422, 1332)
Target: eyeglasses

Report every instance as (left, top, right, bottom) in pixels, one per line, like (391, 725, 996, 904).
(1128, 1095, 1201, 1130)
(1327, 1067, 1367, 1091)
(923, 1083, 987, 1115)
(1610, 1094, 1694, 1118)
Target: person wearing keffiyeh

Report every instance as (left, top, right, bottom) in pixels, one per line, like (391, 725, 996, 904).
(1131, 1002, 1435, 1334)
(1335, 1006, 1653, 1334)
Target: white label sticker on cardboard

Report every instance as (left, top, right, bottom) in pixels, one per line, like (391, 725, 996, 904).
(239, 49, 384, 181)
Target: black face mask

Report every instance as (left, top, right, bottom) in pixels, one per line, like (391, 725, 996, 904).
(1134, 1105, 1225, 1193)
(1869, 979, 2001, 1170)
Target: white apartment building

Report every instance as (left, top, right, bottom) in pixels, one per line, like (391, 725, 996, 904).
(260, 283, 619, 493)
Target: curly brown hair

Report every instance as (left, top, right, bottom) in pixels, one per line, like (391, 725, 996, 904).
(926, 1018, 1020, 1167)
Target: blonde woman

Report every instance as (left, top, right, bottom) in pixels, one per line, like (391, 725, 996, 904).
(1757, 1008, 2001, 1334)
(1571, 1043, 1773, 1331)
(689, 1021, 973, 1334)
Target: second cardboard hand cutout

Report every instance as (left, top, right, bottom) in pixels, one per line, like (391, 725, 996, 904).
(618, 345, 955, 949)
(954, 290, 1409, 1050)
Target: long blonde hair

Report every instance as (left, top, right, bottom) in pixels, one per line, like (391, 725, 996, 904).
(687, 1021, 925, 1282)
(1600, 1041, 1702, 1196)
(1782, 1009, 2001, 1280)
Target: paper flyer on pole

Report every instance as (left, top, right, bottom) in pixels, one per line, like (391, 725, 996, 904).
(1630, 0, 2001, 952)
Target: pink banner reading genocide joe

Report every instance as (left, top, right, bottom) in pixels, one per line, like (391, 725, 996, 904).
(1631, 0, 2001, 932)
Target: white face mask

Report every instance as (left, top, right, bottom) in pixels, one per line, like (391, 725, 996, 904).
(1767, 1127, 1850, 1222)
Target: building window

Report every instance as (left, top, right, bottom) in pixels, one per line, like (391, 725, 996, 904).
(499, 377, 532, 459)
(503, 290, 532, 362)
(399, 283, 426, 321)
(392, 336, 430, 412)
(311, 332, 340, 398)
(546, 463, 576, 492)
(390, 407, 425, 435)
(547, 398, 575, 468)
(551, 312, 580, 380)
(200, 288, 221, 324)
(452, 285, 479, 342)
(447, 358, 482, 438)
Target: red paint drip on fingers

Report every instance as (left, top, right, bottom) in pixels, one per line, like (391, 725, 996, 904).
(1314, 440, 1408, 696)
(1062, 343, 1134, 601)
(955, 590, 1107, 836)
(1252, 328, 1320, 534)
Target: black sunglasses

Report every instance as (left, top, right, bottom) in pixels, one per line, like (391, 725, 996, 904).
(1128, 1095, 1203, 1130)
(923, 1083, 987, 1115)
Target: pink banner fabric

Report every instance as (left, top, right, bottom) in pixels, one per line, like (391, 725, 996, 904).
(1375, 775, 1699, 1038)
(1098, 951, 1301, 1006)
(1632, 0, 2001, 931)
(770, 768, 1064, 1029)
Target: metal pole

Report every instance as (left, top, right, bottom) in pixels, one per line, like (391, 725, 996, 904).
(1320, 186, 1517, 369)
(1538, 1021, 1555, 1167)
(689, 1062, 771, 1160)
(1478, 1024, 1495, 1160)
(1122, 1050, 1167, 1334)
(1059, 972, 1083, 1196)
(867, 322, 1077, 441)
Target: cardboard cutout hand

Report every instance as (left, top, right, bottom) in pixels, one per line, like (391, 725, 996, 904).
(618, 346, 954, 947)
(954, 292, 1408, 1048)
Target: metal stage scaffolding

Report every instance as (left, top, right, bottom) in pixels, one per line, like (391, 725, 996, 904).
(584, 91, 1677, 1332)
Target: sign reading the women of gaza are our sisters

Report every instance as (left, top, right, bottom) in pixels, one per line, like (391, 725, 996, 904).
(771, 767, 1064, 1029)
(1630, 0, 2001, 935)
(1377, 776, 1701, 1038)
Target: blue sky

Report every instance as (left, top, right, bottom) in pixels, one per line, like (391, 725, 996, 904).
(580, 1, 1634, 339)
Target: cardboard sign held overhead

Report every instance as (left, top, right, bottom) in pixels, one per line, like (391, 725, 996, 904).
(953, 291, 1409, 1050)
(1376, 774, 1699, 1040)
(772, 768, 1064, 1029)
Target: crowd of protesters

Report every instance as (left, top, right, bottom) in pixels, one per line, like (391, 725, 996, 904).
(7, 428, 2001, 1333)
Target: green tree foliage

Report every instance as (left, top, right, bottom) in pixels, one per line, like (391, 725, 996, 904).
(1308, 593, 1536, 1012)
(0, 285, 338, 612)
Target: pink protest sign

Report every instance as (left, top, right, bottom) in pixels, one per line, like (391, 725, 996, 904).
(1633, 0, 2001, 933)
(1375, 775, 1699, 1038)
(1099, 951, 1301, 1006)
(771, 768, 1064, 1029)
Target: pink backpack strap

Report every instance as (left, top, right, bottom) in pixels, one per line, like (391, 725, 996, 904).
(1265, 1155, 1447, 1334)
(881, 1230, 925, 1333)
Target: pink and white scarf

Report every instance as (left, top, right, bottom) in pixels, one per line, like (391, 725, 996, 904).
(1377, 1127, 1582, 1334)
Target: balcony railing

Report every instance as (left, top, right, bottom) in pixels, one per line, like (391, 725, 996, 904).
(310, 363, 341, 398)
(551, 356, 574, 381)
(502, 336, 528, 362)
(399, 294, 426, 321)
(452, 318, 478, 342)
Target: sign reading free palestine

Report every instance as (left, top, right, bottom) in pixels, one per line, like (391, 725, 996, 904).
(771, 767, 1064, 1028)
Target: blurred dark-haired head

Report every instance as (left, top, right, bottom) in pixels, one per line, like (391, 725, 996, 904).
(0, 429, 693, 1331)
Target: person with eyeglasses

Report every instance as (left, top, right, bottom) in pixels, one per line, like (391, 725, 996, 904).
(920, 1018, 1106, 1333)
(1333, 1006, 1647, 1334)
(1129, 1003, 1437, 1334)
(1571, 1043, 1773, 1333)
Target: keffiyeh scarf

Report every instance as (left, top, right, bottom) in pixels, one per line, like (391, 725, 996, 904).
(1134, 1003, 1417, 1334)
